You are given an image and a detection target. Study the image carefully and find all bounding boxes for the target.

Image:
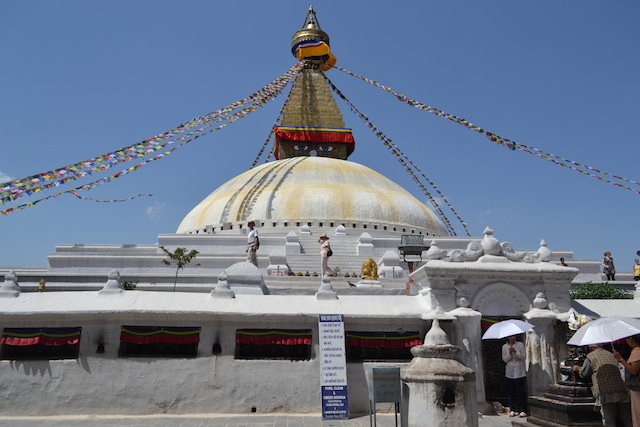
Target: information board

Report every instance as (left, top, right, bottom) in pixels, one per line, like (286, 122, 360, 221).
(318, 314, 348, 420)
(367, 366, 401, 403)
(365, 366, 402, 427)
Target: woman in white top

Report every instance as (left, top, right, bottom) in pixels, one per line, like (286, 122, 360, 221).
(318, 234, 333, 277)
(502, 335, 528, 418)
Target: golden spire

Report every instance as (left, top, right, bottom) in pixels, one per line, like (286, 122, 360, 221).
(275, 7, 354, 161)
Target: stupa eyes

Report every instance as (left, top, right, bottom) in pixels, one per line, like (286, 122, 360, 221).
(292, 144, 333, 152)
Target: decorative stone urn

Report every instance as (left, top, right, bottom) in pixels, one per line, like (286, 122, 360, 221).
(401, 319, 478, 427)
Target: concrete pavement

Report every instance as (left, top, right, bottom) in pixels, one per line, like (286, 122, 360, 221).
(0, 412, 518, 427)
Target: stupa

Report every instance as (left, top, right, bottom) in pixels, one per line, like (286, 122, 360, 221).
(0, 6, 636, 420)
(176, 6, 447, 242)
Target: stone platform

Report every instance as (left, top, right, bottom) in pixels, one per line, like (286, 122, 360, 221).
(511, 381, 602, 427)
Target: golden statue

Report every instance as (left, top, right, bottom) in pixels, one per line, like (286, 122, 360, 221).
(38, 278, 46, 292)
(361, 258, 378, 281)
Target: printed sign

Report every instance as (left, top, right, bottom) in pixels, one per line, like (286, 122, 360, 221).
(318, 314, 348, 420)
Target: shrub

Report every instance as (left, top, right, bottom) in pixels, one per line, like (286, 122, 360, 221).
(570, 282, 633, 300)
(122, 280, 138, 290)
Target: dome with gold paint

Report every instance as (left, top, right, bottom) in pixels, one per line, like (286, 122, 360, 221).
(177, 156, 447, 236)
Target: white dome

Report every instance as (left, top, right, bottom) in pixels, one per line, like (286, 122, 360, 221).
(177, 157, 447, 235)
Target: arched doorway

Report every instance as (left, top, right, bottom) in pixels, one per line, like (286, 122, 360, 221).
(480, 316, 528, 404)
(472, 283, 530, 406)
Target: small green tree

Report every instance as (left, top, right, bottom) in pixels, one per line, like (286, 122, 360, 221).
(160, 246, 200, 292)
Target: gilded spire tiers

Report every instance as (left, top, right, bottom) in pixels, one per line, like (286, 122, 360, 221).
(275, 7, 353, 160)
(280, 71, 345, 129)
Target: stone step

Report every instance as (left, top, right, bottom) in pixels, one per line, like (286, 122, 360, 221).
(277, 233, 386, 276)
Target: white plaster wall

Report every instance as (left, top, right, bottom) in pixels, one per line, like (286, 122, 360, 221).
(0, 304, 427, 416)
(1, 355, 321, 415)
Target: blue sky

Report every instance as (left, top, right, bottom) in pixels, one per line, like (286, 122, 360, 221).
(1, 1, 639, 270)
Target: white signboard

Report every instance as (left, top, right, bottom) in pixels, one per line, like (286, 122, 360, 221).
(318, 314, 348, 420)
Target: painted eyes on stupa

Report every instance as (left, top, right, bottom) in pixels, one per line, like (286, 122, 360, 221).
(293, 145, 334, 152)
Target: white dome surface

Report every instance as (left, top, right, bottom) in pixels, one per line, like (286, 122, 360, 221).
(177, 157, 447, 235)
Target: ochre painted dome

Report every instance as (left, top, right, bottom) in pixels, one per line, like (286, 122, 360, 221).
(177, 157, 447, 235)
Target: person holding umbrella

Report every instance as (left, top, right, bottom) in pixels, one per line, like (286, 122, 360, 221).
(502, 335, 528, 418)
(572, 343, 632, 427)
(613, 334, 640, 427)
(482, 319, 534, 418)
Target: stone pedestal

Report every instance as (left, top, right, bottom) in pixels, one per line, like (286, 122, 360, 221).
(450, 304, 489, 413)
(524, 297, 563, 396)
(512, 381, 601, 427)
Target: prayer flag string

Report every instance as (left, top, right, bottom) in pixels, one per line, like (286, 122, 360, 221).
(70, 191, 153, 203)
(0, 64, 303, 216)
(2, 63, 302, 203)
(323, 74, 469, 237)
(336, 66, 640, 196)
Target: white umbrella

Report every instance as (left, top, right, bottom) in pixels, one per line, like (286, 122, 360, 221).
(567, 316, 640, 346)
(482, 319, 534, 340)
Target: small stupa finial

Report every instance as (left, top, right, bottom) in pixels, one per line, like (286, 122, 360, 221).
(301, 5, 321, 30)
(291, 6, 330, 59)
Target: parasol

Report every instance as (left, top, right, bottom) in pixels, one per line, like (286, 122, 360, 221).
(567, 316, 640, 346)
(482, 319, 534, 340)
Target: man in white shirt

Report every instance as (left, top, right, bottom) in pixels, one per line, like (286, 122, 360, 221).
(502, 335, 528, 418)
(246, 221, 259, 267)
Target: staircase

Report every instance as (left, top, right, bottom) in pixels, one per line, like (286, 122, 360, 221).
(283, 233, 382, 277)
